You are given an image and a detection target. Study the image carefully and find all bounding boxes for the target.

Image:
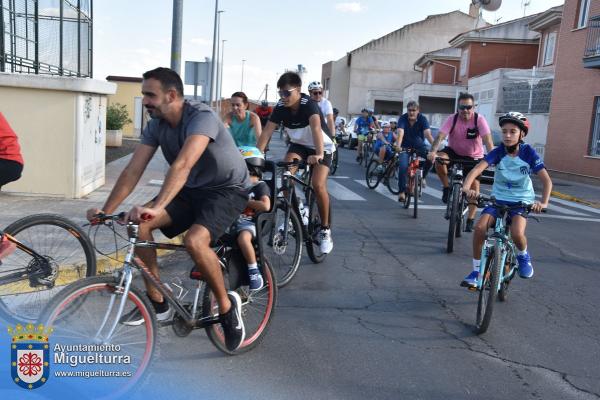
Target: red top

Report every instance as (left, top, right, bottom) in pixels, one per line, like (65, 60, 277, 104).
(0, 112, 24, 165)
(255, 106, 272, 119)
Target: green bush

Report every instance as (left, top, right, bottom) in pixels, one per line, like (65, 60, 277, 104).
(106, 103, 132, 130)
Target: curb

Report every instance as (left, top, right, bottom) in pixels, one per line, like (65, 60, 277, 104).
(551, 190, 600, 209)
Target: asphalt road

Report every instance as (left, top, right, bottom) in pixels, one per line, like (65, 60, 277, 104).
(121, 136, 599, 400)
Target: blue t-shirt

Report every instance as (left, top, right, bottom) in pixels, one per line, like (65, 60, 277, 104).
(355, 116, 373, 135)
(397, 113, 430, 148)
(484, 144, 545, 203)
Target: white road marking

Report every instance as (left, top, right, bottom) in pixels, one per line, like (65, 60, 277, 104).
(328, 180, 366, 201)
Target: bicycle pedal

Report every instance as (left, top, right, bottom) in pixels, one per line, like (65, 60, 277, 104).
(158, 319, 175, 327)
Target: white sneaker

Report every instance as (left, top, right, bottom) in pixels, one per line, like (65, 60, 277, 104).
(319, 228, 333, 254)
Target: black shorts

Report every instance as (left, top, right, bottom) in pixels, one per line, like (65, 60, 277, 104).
(438, 146, 481, 179)
(160, 186, 249, 241)
(0, 159, 23, 187)
(287, 143, 333, 168)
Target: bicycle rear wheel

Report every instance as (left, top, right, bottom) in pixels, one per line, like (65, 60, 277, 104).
(39, 275, 157, 398)
(0, 214, 96, 323)
(386, 160, 401, 195)
(476, 245, 501, 334)
(203, 257, 277, 355)
(455, 190, 466, 238)
(366, 160, 382, 189)
(261, 202, 303, 287)
(330, 149, 339, 175)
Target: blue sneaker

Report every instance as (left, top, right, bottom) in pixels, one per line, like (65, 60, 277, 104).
(516, 252, 534, 278)
(248, 268, 264, 291)
(460, 270, 479, 288)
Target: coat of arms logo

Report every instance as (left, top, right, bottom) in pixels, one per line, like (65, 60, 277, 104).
(8, 323, 53, 390)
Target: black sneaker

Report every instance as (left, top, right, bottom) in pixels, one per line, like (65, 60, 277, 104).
(465, 219, 475, 232)
(442, 187, 450, 204)
(120, 296, 173, 326)
(220, 291, 245, 351)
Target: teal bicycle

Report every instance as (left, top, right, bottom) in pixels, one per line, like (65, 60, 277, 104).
(472, 196, 545, 334)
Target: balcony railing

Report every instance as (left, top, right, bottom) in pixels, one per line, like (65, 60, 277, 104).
(583, 15, 600, 68)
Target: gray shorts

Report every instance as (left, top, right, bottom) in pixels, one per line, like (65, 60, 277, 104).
(232, 217, 256, 237)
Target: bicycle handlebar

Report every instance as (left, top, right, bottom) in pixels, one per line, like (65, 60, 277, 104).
(477, 195, 547, 213)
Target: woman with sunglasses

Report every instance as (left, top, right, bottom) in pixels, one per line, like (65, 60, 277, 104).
(256, 72, 335, 255)
(427, 92, 494, 232)
(223, 91, 262, 147)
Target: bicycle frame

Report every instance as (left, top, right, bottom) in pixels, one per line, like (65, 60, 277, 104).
(476, 208, 518, 291)
(276, 162, 315, 244)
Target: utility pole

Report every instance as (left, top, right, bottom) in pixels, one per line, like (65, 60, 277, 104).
(170, 0, 183, 74)
(241, 59, 246, 91)
(215, 10, 224, 114)
(209, 0, 219, 106)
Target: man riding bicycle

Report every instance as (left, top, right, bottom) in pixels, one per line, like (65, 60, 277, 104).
(354, 108, 375, 162)
(256, 72, 334, 254)
(396, 101, 434, 203)
(427, 92, 494, 232)
(86, 67, 250, 351)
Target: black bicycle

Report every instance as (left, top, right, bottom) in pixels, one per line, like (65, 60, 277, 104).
(436, 158, 479, 253)
(365, 148, 401, 195)
(39, 213, 277, 397)
(0, 214, 96, 323)
(262, 159, 332, 287)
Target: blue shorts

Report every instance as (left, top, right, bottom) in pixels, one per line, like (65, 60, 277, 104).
(481, 200, 528, 224)
(373, 143, 393, 160)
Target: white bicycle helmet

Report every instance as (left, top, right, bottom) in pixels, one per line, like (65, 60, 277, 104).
(380, 121, 390, 128)
(308, 81, 323, 91)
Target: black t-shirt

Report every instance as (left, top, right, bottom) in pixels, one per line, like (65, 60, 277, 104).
(269, 94, 334, 152)
(240, 181, 270, 219)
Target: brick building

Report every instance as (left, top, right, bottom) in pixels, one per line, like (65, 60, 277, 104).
(545, 0, 600, 180)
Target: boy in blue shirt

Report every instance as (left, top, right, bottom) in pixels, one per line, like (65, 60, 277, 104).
(460, 112, 552, 288)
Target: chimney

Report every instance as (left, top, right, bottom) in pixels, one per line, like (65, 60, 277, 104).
(469, 3, 480, 18)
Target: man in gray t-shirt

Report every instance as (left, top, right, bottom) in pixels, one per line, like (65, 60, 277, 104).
(86, 67, 249, 351)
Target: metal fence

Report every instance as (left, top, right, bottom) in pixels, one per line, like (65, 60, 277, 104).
(0, 0, 92, 77)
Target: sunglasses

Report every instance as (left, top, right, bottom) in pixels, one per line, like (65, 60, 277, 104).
(278, 87, 298, 98)
(407, 109, 418, 112)
(310, 91, 323, 96)
(458, 105, 474, 110)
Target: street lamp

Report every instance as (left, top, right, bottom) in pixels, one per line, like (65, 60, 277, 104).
(241, 59, 246, 92)
(218, 39, 227, 113)
(215, 10, 224, 114)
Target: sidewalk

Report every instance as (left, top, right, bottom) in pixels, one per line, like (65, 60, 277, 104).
(532, 174, 600, 209)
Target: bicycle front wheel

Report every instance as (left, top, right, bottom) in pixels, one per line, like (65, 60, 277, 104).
(386, 161, 401, 195)
(305, 191, 332, 264)
(446, 186, 461, 253)
(262, 202, 303, 287)
(203, 257, 277, 355)
(413, 174, 420, 219)
(366, 160, 382, 189)
(476, 245, 502, 334)
(39, 275, 157, 398)
(0, 214, 96, 323)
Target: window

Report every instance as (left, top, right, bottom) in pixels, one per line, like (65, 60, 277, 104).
(591, 97, 600, 156)
(543, 32, 557, 66)
(460, 48, 469, 77)
(576, 0, 591, 29)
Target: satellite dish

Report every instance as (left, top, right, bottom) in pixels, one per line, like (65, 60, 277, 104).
(472, 0, 502, 12)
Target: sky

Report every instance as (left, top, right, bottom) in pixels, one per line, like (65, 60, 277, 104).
(93, 0, 564, 103)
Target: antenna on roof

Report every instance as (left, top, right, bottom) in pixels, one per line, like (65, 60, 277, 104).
(522, 0, 532, 17)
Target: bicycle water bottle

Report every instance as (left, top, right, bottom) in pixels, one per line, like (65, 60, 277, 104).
(298, 201, 309, 226)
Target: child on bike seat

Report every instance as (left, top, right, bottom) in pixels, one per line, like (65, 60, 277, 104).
(459, 112, 552, 289)
(232, 147, 271, 291)
(373, 121, 397, 172)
